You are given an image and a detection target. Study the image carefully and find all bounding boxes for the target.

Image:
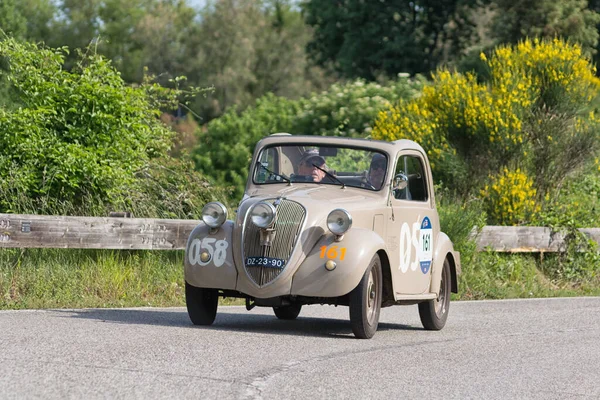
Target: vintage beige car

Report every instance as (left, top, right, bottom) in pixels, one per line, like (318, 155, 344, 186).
(184, 134, 460, 338)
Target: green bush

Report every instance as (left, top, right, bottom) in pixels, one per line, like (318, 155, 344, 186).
(534, 161, 600, 229)
(192, 76, 423, 200)
(192, 93, 301, 197)
(0, 37, 172, 211)
(0, 36, 225, 217)
(114, 156, 234, 219)
(373, 39, 600, 225)
(436, 185, 487, 269)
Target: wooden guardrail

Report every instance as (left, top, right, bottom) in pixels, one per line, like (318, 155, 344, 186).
(475, 226, 600, 252)
(0, 214, 198, 250)
(0, 214, 599, 252)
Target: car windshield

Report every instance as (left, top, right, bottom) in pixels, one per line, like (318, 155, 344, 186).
(253, 144, 388, 191)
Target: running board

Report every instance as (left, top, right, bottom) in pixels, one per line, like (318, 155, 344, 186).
(394, 293, 437, 301)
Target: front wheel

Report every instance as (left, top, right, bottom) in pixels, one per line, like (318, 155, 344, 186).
(348, 254, 382, 339)
(419, 258, 451, 330)
(185, 281, 218, 325)
(273, 304, 302, 320)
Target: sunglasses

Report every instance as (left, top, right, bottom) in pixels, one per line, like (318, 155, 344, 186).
(302, 160, 324, 167)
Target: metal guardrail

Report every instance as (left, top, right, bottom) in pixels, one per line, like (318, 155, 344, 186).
(0, 214, 599, 252)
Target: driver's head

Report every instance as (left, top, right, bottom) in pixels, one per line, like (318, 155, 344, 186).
(369, 153, 386, 189)
(298, 149, 326, 182)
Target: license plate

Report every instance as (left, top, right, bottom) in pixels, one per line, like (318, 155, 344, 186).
(245, 256, 285, 269)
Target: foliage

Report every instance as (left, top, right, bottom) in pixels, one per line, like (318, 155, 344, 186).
(534, 162, 600, 229)
(0, 37, 175, 212)
(193, 94, 301, 195)
(292, 76, 425, 138)
(185, 0, 328, 121)
(373, 38, 600, 225)
(436, 185, 487, 270)
(480, 167, 539, 225)
(9, 0, 324, 123)
(0, 36, 224, 219)
(303, 0, 481, 79)
(15, 0, 57, 42)
(115, 156, 234, 219)
(530, 161, 600, 283)
(192, 76, 423, 200)
(0, 0, 27, 39)
(490, 0, 600, 56)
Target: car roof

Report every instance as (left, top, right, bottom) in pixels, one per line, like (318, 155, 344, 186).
(256, 133, 426, 156)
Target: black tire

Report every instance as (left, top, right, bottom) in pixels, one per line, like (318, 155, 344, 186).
(273, 304, 302, 320)
(185, 281, 218, 325)
(419, 258, 451, 330)
(348, 254, 382, 339)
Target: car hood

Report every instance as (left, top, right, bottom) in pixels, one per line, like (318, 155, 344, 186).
(233, 185, 387, 269)
(243, 184, 386, 213)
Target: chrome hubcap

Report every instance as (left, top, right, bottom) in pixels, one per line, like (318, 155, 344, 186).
(366, 267, 378, 323)
(435, 266, 448, 316)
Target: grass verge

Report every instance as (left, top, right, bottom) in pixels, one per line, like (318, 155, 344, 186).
(456, 251, 600, 300)
(1, 248, 598, 310)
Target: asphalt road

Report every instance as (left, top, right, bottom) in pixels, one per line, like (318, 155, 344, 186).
(1, 297, 599, 399)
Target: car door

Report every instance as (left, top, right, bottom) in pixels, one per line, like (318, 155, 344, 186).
(386, 152, 436, 295)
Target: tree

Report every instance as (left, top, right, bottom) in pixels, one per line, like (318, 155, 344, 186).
(0, 0, 27, 39)
(489, 0, 600, 56)
(130, 0, 197, 85)
(184, 0, 327, 121)
(54, 0, 103, 50)
(303, 0, 480, 79)
(15, 0, 58, 43)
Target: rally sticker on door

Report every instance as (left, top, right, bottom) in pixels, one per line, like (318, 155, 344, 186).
(418, 217, 433, 274)
(399, 216, 433, 274)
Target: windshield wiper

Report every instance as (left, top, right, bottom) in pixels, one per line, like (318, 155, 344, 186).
(257, 162, 290, 183)
(312, 163, 346, 188)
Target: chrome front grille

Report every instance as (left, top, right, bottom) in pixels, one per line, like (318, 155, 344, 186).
(243, 199, 305, 286)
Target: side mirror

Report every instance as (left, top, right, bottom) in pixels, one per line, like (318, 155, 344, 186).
(393, 173, 408, 191)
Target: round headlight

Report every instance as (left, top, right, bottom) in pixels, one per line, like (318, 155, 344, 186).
(327, 209, 352, 236)
(250, 202, 276, 228)
(202, 202, 227, 228)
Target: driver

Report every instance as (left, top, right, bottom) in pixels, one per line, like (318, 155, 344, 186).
(298, 149, 327, 182)
(368, 153, 386, 189)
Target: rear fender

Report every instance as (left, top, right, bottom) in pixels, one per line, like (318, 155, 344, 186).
(291, 228, 387, 297)
(430, 232, 461, 295)
(184, 221, 238, 290)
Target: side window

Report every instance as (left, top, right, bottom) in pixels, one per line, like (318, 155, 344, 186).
(393, 155, 428, 202)
(255, 148, 279, 183)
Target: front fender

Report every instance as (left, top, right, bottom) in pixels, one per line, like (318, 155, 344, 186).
(291, 228, 386, 297)
(184, 221, 238, 290)
(430, 232, 461, 295)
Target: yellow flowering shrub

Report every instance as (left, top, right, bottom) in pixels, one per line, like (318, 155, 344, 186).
(490, 39, 600, 111)
(374, 69, 531, 171)
(480, 168, 539, 225)
(373, 38, 600, 225)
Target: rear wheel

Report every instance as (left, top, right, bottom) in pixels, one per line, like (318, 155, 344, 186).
(419, 259, 451, 330)
(349, 254, 382, 339)
(185, 281, 218, 325)
(273, 304, 302, 320)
